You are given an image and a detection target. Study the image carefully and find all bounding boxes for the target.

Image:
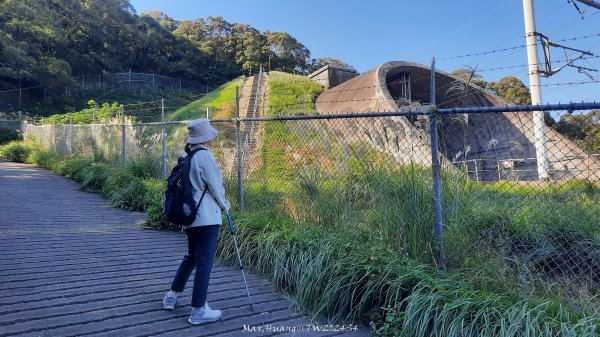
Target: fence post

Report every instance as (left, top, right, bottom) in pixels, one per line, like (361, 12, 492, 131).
(19, 82, 22, 106)
(128, 69, 132, 87)
(69, 113, 73, 156)
(161, 98, 167, 179)
(429, 57, 446, 270)
(179, 79, 182, 93)
(236, 86, 244, 212)
(497, 160, 502, 180)
(153, 74, 155, 89)
(82, 75, 85, 92)
(121, 107, 126, 163)
(586, 155, 590, 180)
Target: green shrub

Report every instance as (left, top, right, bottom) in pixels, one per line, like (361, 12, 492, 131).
(102, 168, 148, 211)
(144, 179, 172, 229)
(125, 153, 161, 179)
(0, 142, 32, 163)
(29, 148, 63, 170)
(79, 162, 111, 193)
(56, 155, 94, 182)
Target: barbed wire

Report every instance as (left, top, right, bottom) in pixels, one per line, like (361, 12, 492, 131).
(531, 77, 600, 87)
(477, 54, 600, 72)
(0, 85, 44, 93)
(438, 33, 600, 61)
(120, 100, 163, 108)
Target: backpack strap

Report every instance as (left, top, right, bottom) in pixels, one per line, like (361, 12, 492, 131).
(196, 185, 208, 210)
(186, 146, 209, 211)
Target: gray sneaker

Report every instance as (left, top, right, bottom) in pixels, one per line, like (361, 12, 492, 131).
(162, 293, 177, 310)
(188, 303, 222, 325)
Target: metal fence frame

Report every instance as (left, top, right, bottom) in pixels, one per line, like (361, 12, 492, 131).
(20, 100, 600, 271)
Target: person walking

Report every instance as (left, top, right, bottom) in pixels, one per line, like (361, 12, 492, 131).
(162, 118, 231, 325)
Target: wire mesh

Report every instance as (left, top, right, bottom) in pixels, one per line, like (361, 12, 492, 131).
(0, 72, 210, 110)
(20, 102, 599, 313)
(438, 107, 599, 313)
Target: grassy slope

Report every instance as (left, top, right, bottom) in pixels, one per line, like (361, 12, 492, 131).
(166, 77, 244, 121)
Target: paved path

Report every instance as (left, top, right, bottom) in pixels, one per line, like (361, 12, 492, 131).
(0, 159, 370, 337)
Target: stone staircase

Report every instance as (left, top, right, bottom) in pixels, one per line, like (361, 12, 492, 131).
(239, 70, 267, 176)
(217, 71, 267, 180)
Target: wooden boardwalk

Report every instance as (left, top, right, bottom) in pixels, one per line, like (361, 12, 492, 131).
(0, 160, 370, 337)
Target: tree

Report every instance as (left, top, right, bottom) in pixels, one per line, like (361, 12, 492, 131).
(228, 24, 269, 73)
(451, 67, 487, 88)
(554, 111, 599, 154)
(265, 31, 310, 73)
(141, 10, 179, 31)
(487, 76, 531, 105)
(308, 57, 355, 73)
(0, 1, 315, 96)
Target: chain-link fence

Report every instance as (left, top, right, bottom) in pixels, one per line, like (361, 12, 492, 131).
(0, 72, 209, 110)
(20, 84, 600, 315)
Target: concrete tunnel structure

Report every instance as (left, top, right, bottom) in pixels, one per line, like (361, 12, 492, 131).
(314, 61, 598, 181)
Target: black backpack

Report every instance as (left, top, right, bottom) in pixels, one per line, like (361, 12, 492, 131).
(164, 146, 208, 226)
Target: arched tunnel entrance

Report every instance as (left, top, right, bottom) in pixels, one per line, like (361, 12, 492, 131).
(316, 61, 595, 181)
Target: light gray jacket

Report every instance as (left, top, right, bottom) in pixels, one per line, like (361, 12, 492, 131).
(184, 144, 230, 228)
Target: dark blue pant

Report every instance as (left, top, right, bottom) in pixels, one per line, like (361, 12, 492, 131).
(170, 225, 220, 308)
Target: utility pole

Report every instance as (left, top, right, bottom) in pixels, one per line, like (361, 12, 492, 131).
(522, 0, 549, 180)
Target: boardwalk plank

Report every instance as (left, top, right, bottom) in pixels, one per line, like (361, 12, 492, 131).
(0, 160, 369, 337)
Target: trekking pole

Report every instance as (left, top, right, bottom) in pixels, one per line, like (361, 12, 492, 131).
(225, 211, 254, 311)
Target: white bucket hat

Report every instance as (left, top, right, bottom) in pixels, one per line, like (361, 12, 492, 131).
(186, 118, 218, 144)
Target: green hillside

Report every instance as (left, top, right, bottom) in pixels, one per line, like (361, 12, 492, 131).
(266, 71, 323, 116)
(167, 71, 322, 122)
(166, 77, 244, 121)
(1, 1, 316, 107)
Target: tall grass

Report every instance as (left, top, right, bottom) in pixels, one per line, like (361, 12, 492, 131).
(217, 177, 599, 334)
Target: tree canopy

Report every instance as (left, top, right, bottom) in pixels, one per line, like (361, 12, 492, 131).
(0, 1, 316, 92)
(554, 110, 599, 154)
(308, 57, 356, 73)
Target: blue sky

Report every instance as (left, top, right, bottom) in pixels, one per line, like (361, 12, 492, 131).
(129, 0, 599, 104)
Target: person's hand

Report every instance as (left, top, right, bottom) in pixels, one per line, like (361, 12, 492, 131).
(222, 199, 231, 212)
